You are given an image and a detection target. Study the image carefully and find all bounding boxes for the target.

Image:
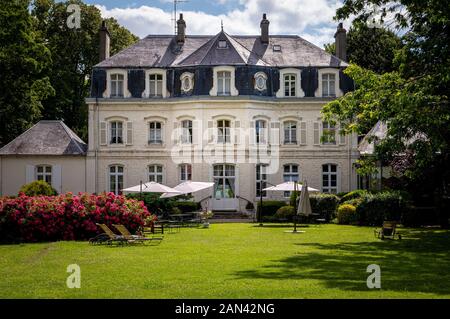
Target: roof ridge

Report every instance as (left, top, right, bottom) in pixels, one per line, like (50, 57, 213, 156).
(59, 122, 87, 155)
(225, 33, 271, 66)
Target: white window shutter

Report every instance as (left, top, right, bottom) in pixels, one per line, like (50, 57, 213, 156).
(25, 165, 35, 184)
(192, 120, 199, 145)
(270, 122, 280, 145)
(249, 121, 255, 145)
(339, 124, 346, 145)
(126, 122, 133, 145)
(300, 121, 307, 145)
(53, 165, 62, 194)
(234, 120, 240, 144)
(207, 120, 214, 143)
(313, 122, 320, 145)
(100, 121, 107, 145)
(173, 122, 179, 144)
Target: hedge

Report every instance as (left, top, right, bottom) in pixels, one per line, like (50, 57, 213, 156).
(0, 192, 151, 242)
(309, 194, 340, 222)
(173, 201, 201, 213)
(340, 189, 369, 203)
(256, 201, 287, 219)
(337, 204, 358, 225)
(275, 205, 296, 221)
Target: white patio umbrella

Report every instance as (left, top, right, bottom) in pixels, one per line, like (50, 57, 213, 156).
(160, 181, 215, 198)
(122, 181, 182, 194)
(262, 181, 319, 192)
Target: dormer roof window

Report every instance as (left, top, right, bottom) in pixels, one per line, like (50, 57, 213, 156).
(218, 40, 228, 49)
(273, 45, 281, 52)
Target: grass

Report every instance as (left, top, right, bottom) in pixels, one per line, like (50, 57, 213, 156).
(0, 223, 450, 298)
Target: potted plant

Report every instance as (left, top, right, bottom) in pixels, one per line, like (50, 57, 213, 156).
(199, 210, 214, 228)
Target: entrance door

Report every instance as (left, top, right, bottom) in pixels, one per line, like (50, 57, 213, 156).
(212, 164, 238, 211)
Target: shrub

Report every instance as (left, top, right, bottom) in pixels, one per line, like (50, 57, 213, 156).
(173, 201, 200, 213)
(126, 193, 175, 216)
(245, 201, 254, 210)
(275, 206, 296, 221)
(289, 191, 300, 207)
(337, 204, 358, 224)
(310, 194, 340, 221)
(256, 201, 287, 218)
(0, 192, 151, 242)
(340, 189, 368, 203)
(19, 180, 57, 196)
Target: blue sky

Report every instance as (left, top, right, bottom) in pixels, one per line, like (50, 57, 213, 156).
(83, 0, 347, 48)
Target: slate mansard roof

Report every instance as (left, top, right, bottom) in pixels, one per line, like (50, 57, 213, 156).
(95, 31, 348, 68)
(0, 121, 87, 156)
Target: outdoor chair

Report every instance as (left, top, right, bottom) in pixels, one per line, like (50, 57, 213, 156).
(374, 221, 402, 240)
(92, 223, 128, 245)
(113, 224, 163, 244)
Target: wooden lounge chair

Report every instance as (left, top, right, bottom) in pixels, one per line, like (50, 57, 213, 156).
(113, 224, 163, 244)
(374, 221, 402, 240)
(94, 223, 128, 245)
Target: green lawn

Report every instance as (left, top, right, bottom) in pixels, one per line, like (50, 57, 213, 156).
(1, 223, 449, 298)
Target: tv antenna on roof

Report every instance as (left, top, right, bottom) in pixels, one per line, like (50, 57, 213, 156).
(172, 0, 188, 35)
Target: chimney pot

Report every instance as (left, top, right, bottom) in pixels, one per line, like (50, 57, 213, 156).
(177, 13, 186, 44)
(260, 13, 269, 44)
(334, 22, 347, 61)
(99, 20, 110, 62)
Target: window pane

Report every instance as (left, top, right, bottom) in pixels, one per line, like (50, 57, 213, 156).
(225, 78, 231, 94)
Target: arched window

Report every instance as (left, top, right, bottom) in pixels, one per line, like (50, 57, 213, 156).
(149, 122, 163, 144)
(322, 164, 338, 193)
(181, 120, 193, 144)
(283, 164, 299, 197)
(179, 164, 192, 182)
(110, 121, 123, 144)
(109, 165, 124, 195)
(284, 121, 297, 144)
(148, 165, 163, 183)
(217, 120, 231, 144)
(255, 120, 267, 144)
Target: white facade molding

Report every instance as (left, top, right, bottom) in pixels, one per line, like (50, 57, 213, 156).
(143, 69, 169, 98)
(103, 69, 131, 98)
(315, 68, 343, 98)
(276, 68, 304, 98)
(209, 66, 239, 97)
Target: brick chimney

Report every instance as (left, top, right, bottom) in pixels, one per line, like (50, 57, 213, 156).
(260, 13, 269, 44)
(177, 13, 186, 44)
(334, 22, 347, 61)
(99, 20, 110, 62)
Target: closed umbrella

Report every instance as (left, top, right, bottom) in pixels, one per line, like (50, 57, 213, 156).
(295, 180, 312, 232)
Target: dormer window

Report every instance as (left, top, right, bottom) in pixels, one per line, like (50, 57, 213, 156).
(217, 71, 231, 96)
(284, 74, 296, 97)
(322, 73, 336, 97)
(273, 45, 281, 52)
(110, 74, 124, 98)
(149, 74, 163, 97)
(218, 40, 228, 48)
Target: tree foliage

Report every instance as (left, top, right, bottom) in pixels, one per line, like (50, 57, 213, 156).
(0, 0, 55, 146)
(323, 0, 450, 225)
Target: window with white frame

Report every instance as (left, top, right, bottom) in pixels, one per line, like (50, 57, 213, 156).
(284, 121, 297, 144)
(179, 164, 192, 182)
(149, 73, 163, 97)
(256, 164, 267, 198)
(283, 164, 299, 197)
(36, 165, 52, 184)
(110, 74, 124, 98)
(110, 121, 123, 144)
(148, 122, 162, 144)
(109, 165, 124, 195)
(284, 74, 296, 97)
(148, 165, 163, 183)
(322, 73, 336, 97)
(322, 164, 338, 193)
(181, 120, 193, 144)
(322, 121, 336, 145)
(217, 119, 231, 143)
(217, 71, 231, 96)
(255, 120, 267, 144)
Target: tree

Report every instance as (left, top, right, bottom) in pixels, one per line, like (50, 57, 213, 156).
(322, 0, 450, 226)
(324, 21, 401, 73)
(31, 0, 138, 140)
(0, 0, 54, 146)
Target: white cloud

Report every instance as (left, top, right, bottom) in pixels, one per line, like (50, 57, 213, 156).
(96, 0, 347, 48)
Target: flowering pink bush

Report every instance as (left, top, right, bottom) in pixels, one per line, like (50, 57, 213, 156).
(0, 192, 151, 242)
